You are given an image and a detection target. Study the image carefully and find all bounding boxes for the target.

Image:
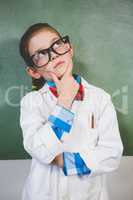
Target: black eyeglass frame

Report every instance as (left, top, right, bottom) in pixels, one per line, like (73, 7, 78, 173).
(29, 35, 71, 68)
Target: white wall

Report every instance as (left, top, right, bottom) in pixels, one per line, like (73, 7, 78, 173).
(0, 157, 132, 200)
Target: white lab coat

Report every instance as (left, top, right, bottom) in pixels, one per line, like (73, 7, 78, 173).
(20, 76, 123, 200)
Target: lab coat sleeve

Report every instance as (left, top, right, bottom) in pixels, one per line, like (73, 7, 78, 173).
(79, 93, 124, 177)
(62, 93, 124, 176)
(20, 92, 71, 165)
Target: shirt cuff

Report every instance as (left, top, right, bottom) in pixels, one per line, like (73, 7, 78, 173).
(51, 125, 64, 140)
(63, 152, 91, 176)
(48, 104, 74, 133)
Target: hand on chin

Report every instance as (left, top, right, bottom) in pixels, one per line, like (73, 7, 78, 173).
(54, 67, 66, 79)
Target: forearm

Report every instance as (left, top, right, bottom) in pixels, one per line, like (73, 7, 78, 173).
(48, 99, 74, 167)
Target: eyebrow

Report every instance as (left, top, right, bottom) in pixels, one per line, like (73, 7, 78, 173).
(32, 36, 60, 56)
(51, 36, 60, 43)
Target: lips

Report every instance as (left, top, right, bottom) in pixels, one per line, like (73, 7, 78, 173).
(54, 61, 65, 68)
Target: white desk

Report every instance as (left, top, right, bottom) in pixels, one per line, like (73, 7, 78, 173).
(0, 157, 132, 200)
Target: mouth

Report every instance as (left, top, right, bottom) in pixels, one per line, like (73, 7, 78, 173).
(54, 61, 65, 68)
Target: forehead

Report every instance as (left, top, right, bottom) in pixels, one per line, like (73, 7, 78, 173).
(28, 30, 60, 55)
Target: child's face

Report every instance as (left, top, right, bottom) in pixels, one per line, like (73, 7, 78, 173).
(27, 29, 74, 81)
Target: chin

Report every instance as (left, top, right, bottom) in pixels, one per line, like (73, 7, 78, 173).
(55, 68, 66, 79)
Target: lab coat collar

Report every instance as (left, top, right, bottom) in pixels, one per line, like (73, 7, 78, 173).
(38, 74, 90, 96)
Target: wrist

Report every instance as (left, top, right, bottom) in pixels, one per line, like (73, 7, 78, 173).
(57, 96, 73, 110)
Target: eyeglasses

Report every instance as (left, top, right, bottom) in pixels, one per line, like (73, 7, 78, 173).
(29, 35, 71, 68)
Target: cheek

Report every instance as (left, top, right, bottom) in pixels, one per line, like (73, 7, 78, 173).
(37, 70, 51, 80)
(64, 51, 72, 60)
(42, 71, 52, 78)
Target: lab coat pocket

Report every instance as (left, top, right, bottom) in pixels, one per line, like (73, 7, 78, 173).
(86, 128, 99, 147)
(87, 112, 99, 142)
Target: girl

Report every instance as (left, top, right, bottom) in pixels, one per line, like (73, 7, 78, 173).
(19, 23, 123, 200)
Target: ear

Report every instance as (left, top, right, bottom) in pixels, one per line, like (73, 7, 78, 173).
(26, 66, 41, 79)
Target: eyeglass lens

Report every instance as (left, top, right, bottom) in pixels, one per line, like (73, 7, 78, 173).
(32, 36, 70, 68)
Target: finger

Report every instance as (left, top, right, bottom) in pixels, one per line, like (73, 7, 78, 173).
(64, 60, 73, 77)
(49, 72, 60, 86)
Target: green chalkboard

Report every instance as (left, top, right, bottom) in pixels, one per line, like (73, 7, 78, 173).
(0, 0, 133, 159)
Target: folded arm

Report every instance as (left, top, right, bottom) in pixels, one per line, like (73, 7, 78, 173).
(20, 92, 73, 165)
(62, 94, 124, 176)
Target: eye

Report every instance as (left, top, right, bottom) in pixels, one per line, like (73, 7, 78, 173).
(54, 39, 63, 48)
(39, 49, 47, 56)
(33, 53, 39, 61)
